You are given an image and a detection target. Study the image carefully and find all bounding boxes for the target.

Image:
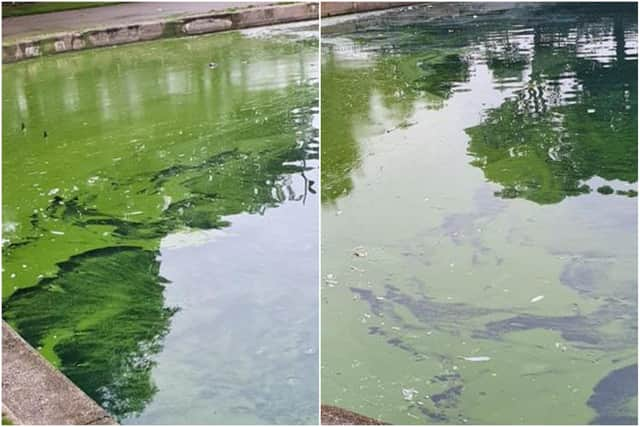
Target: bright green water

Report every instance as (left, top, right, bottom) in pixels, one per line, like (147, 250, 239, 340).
(3, 25, 318, 424)
(321, 4, 637, 424)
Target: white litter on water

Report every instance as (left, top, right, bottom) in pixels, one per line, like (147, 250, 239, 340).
(353, 246, 368, 257)
(325, 279, 338, 287)
(555, 342, 568, 351)
(3, 222, 18, 233)
(402, 388, 418, 401)
(50, 231, 65, 235)
(530, 295, 545, 303)
(462, 356, 491, 362)
(162, 195, 172, 211)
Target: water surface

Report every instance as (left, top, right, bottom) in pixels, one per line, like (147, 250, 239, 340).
(321, 4, 637, 424)
(3, 23, 318, 424)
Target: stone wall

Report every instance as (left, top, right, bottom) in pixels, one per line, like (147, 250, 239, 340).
(3, 2, 319, 63)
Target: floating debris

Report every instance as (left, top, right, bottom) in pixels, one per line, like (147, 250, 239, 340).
(462, 356, 491, 362)
(325, 278, 339, 287)
(162, 195, 172, 211)
(402, 388, 418, 401)
(353, 246, 368, 257)
(555, 342, 568, 352)
(530, 295, 545, 303)
(50, 230, 65, 235)
(3, 222, 18, 233)
(325, 273, 338, 286)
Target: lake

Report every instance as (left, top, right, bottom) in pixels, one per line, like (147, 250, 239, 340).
(321, 3, 637, 424)
(3, 23, 319, 424)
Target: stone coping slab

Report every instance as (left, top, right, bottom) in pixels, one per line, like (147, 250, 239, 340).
(2, 321, 117, 425)
(3, 2, 319, 63)
(321, 405, 389, 425)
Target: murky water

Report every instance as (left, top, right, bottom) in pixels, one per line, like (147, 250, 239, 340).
(3, 24, 318, 424)
(321, 4, 637, 424)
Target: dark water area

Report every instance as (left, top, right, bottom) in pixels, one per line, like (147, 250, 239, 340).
(321, 3, 637, 424)
(3, 24, 319, 424)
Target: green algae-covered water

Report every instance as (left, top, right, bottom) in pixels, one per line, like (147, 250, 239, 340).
(3, 23, 318, 424)
(321, 4, 637, 424)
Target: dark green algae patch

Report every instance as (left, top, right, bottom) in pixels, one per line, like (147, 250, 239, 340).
(322, 3, 637, 205)
(321, 3, 636, 425)
(3, 246, 174, 417)
(3, 29, 318, 421)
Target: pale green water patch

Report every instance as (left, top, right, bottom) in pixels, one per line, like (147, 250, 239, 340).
(321, 4, 636, 424)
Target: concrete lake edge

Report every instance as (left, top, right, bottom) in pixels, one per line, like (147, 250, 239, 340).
(2, 321, 117, 425)
(2, 2, 320, 63)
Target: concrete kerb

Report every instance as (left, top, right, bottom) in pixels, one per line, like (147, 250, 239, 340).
(2, 2, 319, 63)
(320, 2, 417, 17)
(2, 321, 117, 425)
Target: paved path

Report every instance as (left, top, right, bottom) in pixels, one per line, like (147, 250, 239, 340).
(321, 405, 388, 425)
(2, 322, 116, 425)
(3, 2, 265, 41)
